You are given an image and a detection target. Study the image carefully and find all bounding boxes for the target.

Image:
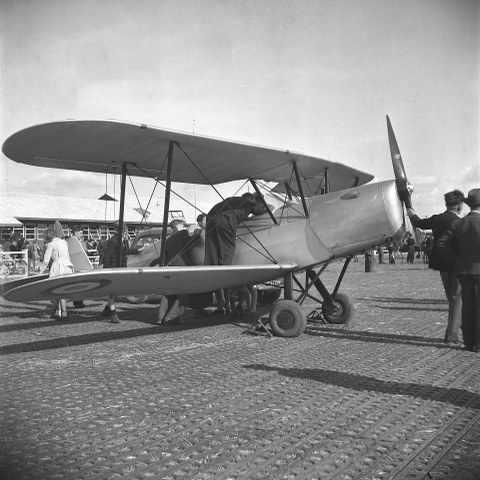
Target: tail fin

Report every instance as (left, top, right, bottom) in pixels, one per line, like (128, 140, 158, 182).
(54, 220, 65, 238)
(67, 236, 93, 272)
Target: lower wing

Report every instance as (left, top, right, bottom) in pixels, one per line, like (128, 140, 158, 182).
(2, 264, 297, 302)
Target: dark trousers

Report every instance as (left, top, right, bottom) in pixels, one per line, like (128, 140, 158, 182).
(458, 275, 480, 351)
(439, 270, 462, 342)
(205, 213, 238, 266)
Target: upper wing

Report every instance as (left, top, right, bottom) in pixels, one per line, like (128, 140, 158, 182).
(2, 120, 373, 190)
(2, 264, 296, 303)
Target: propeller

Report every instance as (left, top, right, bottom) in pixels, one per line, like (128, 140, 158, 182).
(387, 115, 413, 209)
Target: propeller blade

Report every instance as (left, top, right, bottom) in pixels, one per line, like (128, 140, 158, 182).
(387, 115, 412, 209)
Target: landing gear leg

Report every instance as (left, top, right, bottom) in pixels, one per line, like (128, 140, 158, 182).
(283, 272, 293, 300)
(303, 258, 355, 325)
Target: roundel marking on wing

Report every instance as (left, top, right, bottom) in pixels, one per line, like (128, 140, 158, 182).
(41, 279, 112, 296)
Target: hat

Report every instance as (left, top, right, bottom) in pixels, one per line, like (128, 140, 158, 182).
(465, 188, 480, 207)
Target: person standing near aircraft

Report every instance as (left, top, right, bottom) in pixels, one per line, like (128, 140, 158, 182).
(42, 228, 74, 320)
(157, 219, 193, 324)
(442, 188, 480, 352)
(205, 192, 266, 314)
(407, 189, 465, 345)
(27, 240, 41, 273)
(71, 226, 87, 309)
(405, 233, 416, 263)
(188, 213, 206, 235)
(101, 220, 129, 324)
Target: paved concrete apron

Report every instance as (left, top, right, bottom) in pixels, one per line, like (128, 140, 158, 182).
(1, 262, 479, 479)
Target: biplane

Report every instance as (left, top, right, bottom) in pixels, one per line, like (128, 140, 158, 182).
(1, 115, 412, 337)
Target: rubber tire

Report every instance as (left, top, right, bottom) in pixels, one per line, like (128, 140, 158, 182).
(322, 292, 354, 325)
(125, 294, 149, 304)
(269, 299, 307, 337)
(257, 288, 282, 305)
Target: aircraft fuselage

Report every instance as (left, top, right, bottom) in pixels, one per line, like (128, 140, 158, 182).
(233, 180, 405, 269)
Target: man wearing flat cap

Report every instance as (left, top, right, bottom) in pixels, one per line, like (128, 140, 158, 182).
(407, 190, 465, 345)
(443, 188, 480, 352)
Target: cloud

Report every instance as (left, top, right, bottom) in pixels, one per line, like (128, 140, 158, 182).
(411, 174, 438, 187)
(16, 169, 105, 198)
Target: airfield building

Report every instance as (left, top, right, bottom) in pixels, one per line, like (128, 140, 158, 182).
(0, 191, 185, 247)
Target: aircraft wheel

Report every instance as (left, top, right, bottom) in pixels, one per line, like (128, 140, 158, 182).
(125, 294, 149, 304)
(322, 293, 354, 324)
(269, 300, 307, 337)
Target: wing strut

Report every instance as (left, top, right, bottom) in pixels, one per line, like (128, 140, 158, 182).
(116, 162, 128, 267)
(249, 178, 278, 225)
(159, 141, 176, 266)
(284, 182, 293, 200)
(293, 161, 309, 217)
(324, 169, 330, 194)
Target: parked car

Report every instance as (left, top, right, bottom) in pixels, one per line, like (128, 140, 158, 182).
(127, 227, 172, 268)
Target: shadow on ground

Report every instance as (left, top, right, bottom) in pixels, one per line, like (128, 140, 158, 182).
(244, 364, 480, 410)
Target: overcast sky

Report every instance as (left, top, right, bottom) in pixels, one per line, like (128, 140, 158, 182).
(1, 0, 478, 221)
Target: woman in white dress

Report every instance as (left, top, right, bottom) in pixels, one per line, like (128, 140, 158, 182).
(42, 228, 74, 320)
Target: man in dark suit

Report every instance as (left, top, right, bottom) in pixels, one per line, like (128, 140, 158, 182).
(444, 188, 480, 352)
(101, 220, 129, 324)
(407, 190, 464, 345)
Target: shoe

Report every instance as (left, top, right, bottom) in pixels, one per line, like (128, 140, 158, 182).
(109, 311, 121, 324)
(73, 301, 86, 308)
(102, 306, 112, 317)
(444, 338, 461, 344)
(54, 314, 62, 321)
(163, 302, 184, 324)
(157, 296, 169, 324)
(61, 311, 68, 319)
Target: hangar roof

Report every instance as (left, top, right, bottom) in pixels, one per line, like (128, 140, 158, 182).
(0, 192, 173, 226)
